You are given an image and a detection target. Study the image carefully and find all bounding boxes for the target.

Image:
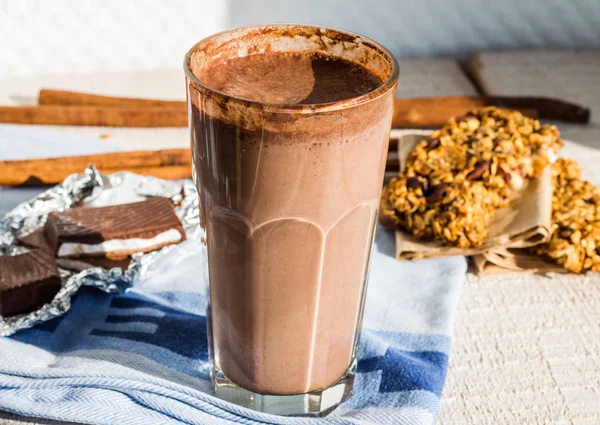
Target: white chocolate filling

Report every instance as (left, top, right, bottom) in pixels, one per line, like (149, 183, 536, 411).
(57, 229, 183, 257)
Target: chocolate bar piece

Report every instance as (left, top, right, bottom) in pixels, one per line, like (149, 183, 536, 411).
(0, 249, 61, 317)
(45, 197, 185, 259)
(21, 231, 132, 270)
(56, 257, 132, 272)
(18, 229, 53, 252)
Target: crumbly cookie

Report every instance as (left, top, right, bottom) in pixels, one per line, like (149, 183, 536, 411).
(380, 107, 564, 247)
(534, 158, 600, 273)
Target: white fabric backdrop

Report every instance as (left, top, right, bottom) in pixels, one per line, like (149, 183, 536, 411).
(1, 0, 600, 79)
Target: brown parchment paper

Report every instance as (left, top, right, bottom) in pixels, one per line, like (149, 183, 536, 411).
(471, 247, 567, 275)
(392, 131, 553, 263)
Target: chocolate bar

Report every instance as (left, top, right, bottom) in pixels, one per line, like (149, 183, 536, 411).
(0, 249, 61, 317)
(18, 229, 53, 252)
(19, 230, 131, 271)
(45, 197, 185, 259)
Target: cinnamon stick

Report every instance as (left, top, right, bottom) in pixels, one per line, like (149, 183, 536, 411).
(0, 105, 187, 127)
(0, 147, 403, 186)
(39, 89, 185, 108)
(14, 165, 192, 186)
(392, 98, 538, 127)
(38, 89, 590, 127)
(484, 96, 590, 123)
(37, 89, 501, 127)
(12, 164, 396, 186)
(0, 149, 191, 185)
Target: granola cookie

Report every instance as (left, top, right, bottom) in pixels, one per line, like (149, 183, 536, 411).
(534, 158, 600, 273)
(380, 107, 564, 247)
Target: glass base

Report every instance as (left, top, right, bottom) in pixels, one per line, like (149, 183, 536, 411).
(213, 362, 356, 416)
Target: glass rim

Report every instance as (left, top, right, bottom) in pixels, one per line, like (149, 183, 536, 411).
(183, 24, 399, 114)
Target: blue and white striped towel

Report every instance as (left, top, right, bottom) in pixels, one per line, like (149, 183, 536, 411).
(0, 226, 466, 425)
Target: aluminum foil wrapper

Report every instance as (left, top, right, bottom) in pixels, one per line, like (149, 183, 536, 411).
(0, 165, 201, 336)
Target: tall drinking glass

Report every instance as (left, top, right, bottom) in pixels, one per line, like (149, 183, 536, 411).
(184, 24, 399, 416)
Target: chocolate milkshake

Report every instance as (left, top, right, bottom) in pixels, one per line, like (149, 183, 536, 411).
(185, 25, 399, 415)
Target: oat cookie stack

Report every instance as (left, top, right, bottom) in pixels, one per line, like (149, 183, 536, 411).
(380, 107, 563, 248)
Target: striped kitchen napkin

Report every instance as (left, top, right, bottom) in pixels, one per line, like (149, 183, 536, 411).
(0, 226, 465, 425)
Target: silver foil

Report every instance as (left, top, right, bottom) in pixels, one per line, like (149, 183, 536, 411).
(0, 165, 201, 336)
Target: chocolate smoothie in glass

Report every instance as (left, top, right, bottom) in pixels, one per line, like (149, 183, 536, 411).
(184, 25, 399, 416)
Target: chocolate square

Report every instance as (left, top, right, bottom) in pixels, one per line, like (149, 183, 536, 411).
(0, 249, 61, 317)
(44, 197, 186, 258)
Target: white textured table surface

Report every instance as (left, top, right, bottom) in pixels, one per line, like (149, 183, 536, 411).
(1, 61, 600, 424)
(439, 51, 600, 424)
